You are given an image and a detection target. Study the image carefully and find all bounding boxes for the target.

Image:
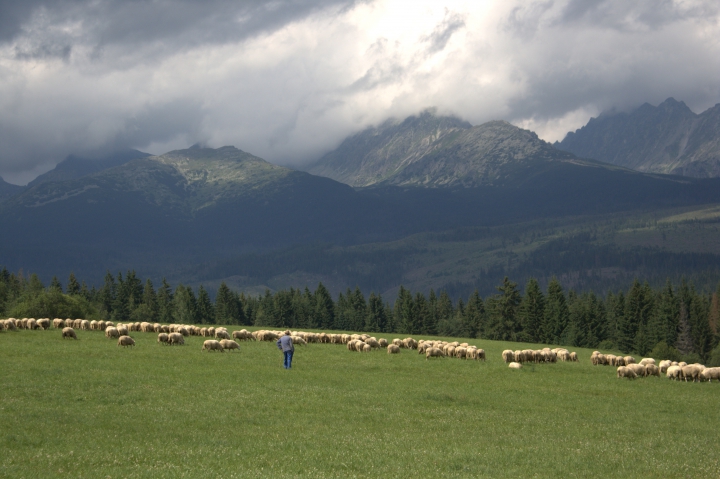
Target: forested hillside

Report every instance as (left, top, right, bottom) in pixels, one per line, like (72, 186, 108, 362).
(2, 267, 718, 364)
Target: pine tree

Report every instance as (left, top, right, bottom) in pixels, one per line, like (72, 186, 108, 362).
(170, 285, 194, 324)
(98, 271, 116, 318)
(215, 282, 234, 324)
(142, 279, 158, 322)
(689, 290, 712, 362)
(49, 276, 63, 293)
(519, 278, 544, 342)
(157, 278, 174, 323)
(395, 286, 417, 334)
(675, 301, 694, 355)
(462, 290, 483, 338)
(543, 278, 569, 344)
(314, 283, 335, 330)
(486, 277, 521, 341)
(66, 273, 80, 296)
(196, 285, 215, 324)
(28, 274, 44, 295)
(366, 292, 388, 333)
(415, 292, 432, 335)
(112, 272, 130, 323)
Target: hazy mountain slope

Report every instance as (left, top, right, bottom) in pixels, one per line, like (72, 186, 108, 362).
(0, 177, 23, 202)
(557, 98, 720, 177)
(308, 109, 471, 186)
(27, 149, 151, 188)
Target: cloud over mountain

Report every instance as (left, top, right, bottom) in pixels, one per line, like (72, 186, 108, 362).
(0, 0, 718, 184)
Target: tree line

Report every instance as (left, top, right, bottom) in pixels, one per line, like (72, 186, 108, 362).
(1, 267, 718, 363)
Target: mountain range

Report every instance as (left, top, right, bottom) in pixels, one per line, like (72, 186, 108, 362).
(1, 108, 720, 297)
(556, 98, 720, 178)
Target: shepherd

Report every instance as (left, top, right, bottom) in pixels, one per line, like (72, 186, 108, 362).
(277, 330, 295, 369)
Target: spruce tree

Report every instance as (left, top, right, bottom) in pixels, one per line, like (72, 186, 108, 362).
(689, 291, 712, 362)
(394, 286, 417, 334)
(519, 278, 544, 342)
(50, 276, 62, 293)
(675, 301, 694, 356)
(172, 285, 197, 324)
(98, 271, 116, 318)
(195, 285, 214, 324)
(462, 290, 483, 338)
(543, 278, 569, 344)
(28, 274, 44, 295)
(654, 279, 679, 347)
(215, 282, 234, 325)
(66, 273, 80, 296)
(157, 278, 174, 323)
(112, 272, 130, 322)
(366, 292, 388, 333)
(142, 279, 158, 322)
(415, 292, 431, 335)
(314, 283, 335, 330)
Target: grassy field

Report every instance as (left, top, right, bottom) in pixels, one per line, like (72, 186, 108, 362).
(1, 327, 719, 478)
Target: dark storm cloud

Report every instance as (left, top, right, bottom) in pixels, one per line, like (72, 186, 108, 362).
(0, 0, 719, 183)
(423, 9, 466, 55)
(2, 0, 361, 63)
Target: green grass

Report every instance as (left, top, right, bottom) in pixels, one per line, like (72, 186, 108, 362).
(1, 327, 719, 478)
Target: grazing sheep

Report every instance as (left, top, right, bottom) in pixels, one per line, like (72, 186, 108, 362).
(639, 358, 656, 366)
(615, 356, 626, 367)
(569, 352, 578, 362)
(557, 350, 571, 362)
(291, 336, 307, 345)
(392, 338, 402, 347)
(105, 327, 120, 339)
(201, 340, 224, 352)
(52, 318, 64, 329)
(117, 336, 135, 348)
(27, 318, 38, 330)
(365, 338, 380, 350)
(681, 364, 705, 382)
(645, 364, 660, 377)
(153, 323, 162, 332)
(219, 339, 240, 351)
(387, 344, 400, 354)
(62, 327, 77, 340)
(361, 343, 372, 353)
(476, 349, 486, 361)
(700, 367, 720, 382)
(378, 338, 388, 348)
(502, 350, 514, 363)
(37, 318, 50, 330)
(157, 333, 169, 344)
(627, 363, 647, 377)
(666, 365, 682, 380)
(617, 366, 637, 379)
(117, 325, 129, 336)
(455, 347, 467, 359)
(232, 330, 253, 341)
(5, 320, 17, 331)
(658, 360, 672, 373)
(98, 321, 107, 331)
(213, 329, 232, 340)
(426, 347, 443, 360)
(81, 320, 90, 330)
(168, 332, 185, 345)
(624, 356, 636, 365)
(90, 320, 99, 330)
(508, 362, 522, 369)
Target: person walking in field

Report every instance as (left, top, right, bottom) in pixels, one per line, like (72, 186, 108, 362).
(277, 330, 295, 369)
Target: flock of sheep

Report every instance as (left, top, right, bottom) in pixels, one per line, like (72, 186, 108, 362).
(2, 317, 720, 382)
(250, 329, 487, 360)
(592, 351, 720, 382)
(501, 347, 578, 369)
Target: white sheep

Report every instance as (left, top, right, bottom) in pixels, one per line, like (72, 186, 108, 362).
(202, 340, 224, 352)
(117, 336, 135, 348)
(508, 362, 522, 369)
(220, 339, 240, 351)
(168, 332, 185, 345)
(62, 327, 77, 340)
(105, 327, 119, 339)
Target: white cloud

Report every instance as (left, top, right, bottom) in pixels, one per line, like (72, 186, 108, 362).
(0, 0, 719, 183)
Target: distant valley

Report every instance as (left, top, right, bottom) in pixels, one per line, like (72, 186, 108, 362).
(1, 107, 720, 298)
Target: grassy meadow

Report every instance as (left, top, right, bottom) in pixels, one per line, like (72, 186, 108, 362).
(1, 327, 719, 478)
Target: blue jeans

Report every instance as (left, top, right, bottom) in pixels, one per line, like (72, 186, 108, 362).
(283, 350, 294, 369)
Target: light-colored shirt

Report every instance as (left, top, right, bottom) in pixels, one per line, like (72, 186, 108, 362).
(277, 335, 294, 352)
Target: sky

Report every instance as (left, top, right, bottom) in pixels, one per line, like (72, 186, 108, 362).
(1, 0, 719, 185)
